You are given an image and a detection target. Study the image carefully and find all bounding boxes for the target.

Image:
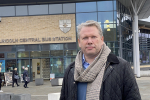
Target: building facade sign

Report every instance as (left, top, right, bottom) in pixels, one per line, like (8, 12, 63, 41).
(0, 14, 76, 45)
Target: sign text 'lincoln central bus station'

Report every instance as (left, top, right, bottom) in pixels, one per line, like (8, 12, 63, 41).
(0, 37, 72, 43)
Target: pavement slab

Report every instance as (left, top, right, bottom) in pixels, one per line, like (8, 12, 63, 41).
(0, 77, 150, 100)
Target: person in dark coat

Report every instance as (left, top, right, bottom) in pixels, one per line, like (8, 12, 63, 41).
(23, 67, 29, 88)
(60, 20, 141, 100)
(12, 68, 19, 87)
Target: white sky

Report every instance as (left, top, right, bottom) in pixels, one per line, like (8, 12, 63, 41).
(140, 16, 150, 22)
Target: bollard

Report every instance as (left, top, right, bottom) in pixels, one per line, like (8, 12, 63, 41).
(0, 93, 14, 100)
(11, 94, 31, 100)
(35, 78, 44, 86)
(48, 93, 60, 100)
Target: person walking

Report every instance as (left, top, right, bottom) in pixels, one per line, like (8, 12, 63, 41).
(12, 68, 19, 87)
(60, 20, 141, 100)
(23, 67, 29, 88)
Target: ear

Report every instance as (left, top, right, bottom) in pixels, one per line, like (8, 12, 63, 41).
(101, 36, 104, 42)
(78, 39, 81, 48)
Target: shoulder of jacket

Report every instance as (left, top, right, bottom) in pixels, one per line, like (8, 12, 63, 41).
(65, 61, 75, 71)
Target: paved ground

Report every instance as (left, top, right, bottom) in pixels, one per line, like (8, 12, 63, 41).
(1, 80, 61, 100)
(1, 77, 150, 100)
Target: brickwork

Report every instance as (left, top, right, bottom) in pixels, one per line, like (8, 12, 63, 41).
(0, 14, 76, 45)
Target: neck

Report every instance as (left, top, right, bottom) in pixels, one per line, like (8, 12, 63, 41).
(84, 55, 97, 64)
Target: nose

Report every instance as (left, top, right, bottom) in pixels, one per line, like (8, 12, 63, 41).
(87, 37, 93, 44)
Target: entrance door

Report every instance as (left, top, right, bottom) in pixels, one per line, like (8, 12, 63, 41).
(17, 59, 30, 79)
(32, 58, 50, 80)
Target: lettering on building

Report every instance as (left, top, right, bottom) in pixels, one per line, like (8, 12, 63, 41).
(0, 37, 72, 44)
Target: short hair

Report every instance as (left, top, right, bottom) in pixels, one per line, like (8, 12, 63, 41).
(77, 20, 103, 39)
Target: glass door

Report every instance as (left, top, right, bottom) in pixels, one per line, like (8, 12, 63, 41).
(17, 59, 30, 79)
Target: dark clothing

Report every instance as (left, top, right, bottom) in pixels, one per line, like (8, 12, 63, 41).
(60, 54, 141, 100)
(0, 73, 2, 90)
(0, 73, 2, 83)
(23, 70, 28, 80)
(12, 70, 19, 87)
(23, 70, 28, 88)
(24, 80, 28, 88)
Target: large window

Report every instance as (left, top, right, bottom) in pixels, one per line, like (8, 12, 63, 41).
(17, 51, 29, 58)
(50, 58, 64, 77)
(7, 53, 16, 58)
(76, 2, 96, 12)
(64, 57, 75, 69)
(98, 12, 113, 23)
(76, 12, 97, 25)
(97, 1, 113, 11)
(18, 59, 30, 78)
(30, 51, 49, 58)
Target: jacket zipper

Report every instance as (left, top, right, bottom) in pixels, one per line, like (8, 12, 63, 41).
(105, 62, 110, 70)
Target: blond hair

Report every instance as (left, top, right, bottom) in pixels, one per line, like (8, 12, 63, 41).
(77, 20, 103, 39)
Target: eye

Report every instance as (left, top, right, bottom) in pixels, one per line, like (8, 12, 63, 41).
(92, 36, 96, 39)
(83, 37, 88, 40)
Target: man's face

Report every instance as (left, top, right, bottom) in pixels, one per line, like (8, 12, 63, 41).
(78, 26, 104, 58)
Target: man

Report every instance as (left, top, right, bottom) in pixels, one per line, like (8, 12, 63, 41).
(60, 20, 141, 100)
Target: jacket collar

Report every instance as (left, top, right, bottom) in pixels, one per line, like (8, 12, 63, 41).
(107, 53, 119, 64)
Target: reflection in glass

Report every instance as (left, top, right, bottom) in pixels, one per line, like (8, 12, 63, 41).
(30, 51, 49, 57)
(114, 11, 117, 23)
(64, 57, 75, 69)
(7, 53, 16, 58)
(50, 58, 64, 77)
(18, 59, 30, 79)
(98, 12, 113, 23)
(6, 60, 16, 72)
(101, 24, 116, 41)
(51, 50, 63, 57)
(0, 53, 4, 58)
(17, 51, 29, 58)
(41, 59, 50, 79)
(114, 1, 116, 10)
(64, 43, 77, 49)
(50, 44, 63, 50)
(64, 50, 77, 56)
(76, 12, 97, 25)
(97, 1, 113, 11)
(76, 2, 96, 12)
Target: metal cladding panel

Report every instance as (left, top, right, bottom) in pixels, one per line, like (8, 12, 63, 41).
(138, 0, 150, 19)
(0, 0, 93, 6)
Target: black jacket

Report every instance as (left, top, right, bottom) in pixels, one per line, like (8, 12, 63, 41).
(12, 70, 18, 80)
(60, 54, 141, 100)
(23, 70, 28, 81)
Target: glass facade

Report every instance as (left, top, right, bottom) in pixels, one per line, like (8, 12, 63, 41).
(0, 0, 133, 79)
(116, 0, 133, 64)
(139, 29, 150, 65)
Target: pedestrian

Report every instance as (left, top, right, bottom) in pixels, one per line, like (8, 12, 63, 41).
(12, 68, 19, 87)
(60, 20, 141, 100)
(23, 67, 29, 88)
(0, 66, 3, 92)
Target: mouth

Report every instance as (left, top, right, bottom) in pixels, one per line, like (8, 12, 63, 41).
(86, 47, 94, 49)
